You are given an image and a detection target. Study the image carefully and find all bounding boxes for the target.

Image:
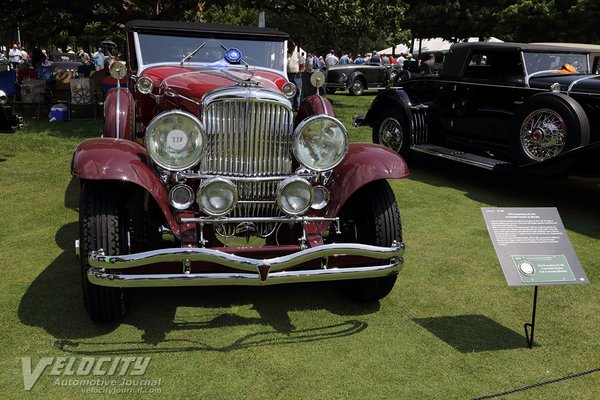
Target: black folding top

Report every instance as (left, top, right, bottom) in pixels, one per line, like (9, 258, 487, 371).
(125, 20, 289, 41)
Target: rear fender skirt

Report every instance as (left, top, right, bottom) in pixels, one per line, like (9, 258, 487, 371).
(71, 138, 179, 236)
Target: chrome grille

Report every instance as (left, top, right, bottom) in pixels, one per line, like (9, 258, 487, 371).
(410, 105, 430, 145)
(201, 99, 294, 176)
(201, 95, 294, 236)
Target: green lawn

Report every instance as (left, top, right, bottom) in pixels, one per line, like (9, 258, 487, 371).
(1, 94, 599, 399)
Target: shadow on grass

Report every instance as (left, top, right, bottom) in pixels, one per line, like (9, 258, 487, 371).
(407, 154, 600, 239)
(19, 221, 377, 353)
(20, 177, 378, 353)
(413, 314, 527, 352)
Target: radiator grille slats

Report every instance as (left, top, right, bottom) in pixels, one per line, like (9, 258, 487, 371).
(201, 98, 294, 232)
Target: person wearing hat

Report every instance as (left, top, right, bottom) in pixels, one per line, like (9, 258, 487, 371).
(8, 43, 22, 70)
(66, 46, 75, 54)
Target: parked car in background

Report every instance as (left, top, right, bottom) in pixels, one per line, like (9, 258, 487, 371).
(326, 62, 403, 95)
(356, 42, 600, 176)
(71, 20, 407, 322)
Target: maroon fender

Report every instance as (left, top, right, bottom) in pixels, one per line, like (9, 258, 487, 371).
(296, 94, 335, 126)
(324, 143, 409, 219)
(71, 138, 179, 236)
(104, 87, 132, 140)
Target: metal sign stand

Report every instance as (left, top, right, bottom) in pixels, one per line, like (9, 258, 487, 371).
(524, 285, 539, 349)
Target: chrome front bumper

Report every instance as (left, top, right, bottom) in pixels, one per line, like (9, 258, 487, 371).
(87, 242, 405, 288)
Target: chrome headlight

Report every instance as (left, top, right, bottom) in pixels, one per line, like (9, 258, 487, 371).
(0, 90, 7, 105)
(198, 178, 238, 216)
(136, 76, 154, 94)
(277, 176, 313, 216)
(292, 115, 348, 171)
(282, 82, 297, 99)
(145, 110, 205, 171)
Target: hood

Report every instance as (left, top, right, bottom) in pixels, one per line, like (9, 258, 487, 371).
(142, 65, 289, 102)
(528, 74, 600, 93)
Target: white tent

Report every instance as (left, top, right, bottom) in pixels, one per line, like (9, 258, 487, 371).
(378, 37, 503, 55)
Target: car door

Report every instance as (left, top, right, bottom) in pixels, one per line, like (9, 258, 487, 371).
(438, 50, 530, 147)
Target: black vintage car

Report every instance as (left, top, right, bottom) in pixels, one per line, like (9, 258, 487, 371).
(356, 42, 600, 176)
(326, 62, 402, 95)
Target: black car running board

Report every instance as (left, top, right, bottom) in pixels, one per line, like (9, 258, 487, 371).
(410, 144, 511, 170)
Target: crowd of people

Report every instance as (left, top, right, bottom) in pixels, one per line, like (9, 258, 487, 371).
(0, 42, 115, 83)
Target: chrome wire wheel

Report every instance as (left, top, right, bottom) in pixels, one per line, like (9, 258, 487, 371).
(520, 108, 566, 161)
(378, 117, 404, 153)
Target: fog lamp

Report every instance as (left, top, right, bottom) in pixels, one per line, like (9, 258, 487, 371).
(198, 178, 237, 216)
(277, 176, 313, 216)
(311, 185, 330, 210)
(169, 184, 195, 210)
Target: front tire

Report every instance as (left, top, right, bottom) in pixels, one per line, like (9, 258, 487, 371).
(372, 106, 410, 156)
(512, 93, 590, 163)
(349, 78, 365, 96)
(79, 181, 127, 322)
(337, 180, 403, 302)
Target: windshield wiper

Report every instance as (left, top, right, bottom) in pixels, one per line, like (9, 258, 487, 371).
(180, 42, 206, 66)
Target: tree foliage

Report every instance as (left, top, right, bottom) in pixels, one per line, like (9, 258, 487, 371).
(1, 1, 600, 57)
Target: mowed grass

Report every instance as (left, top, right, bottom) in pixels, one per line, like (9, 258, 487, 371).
(1, 93, 600, 399)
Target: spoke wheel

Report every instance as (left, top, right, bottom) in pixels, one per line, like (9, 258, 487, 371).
(349, 78, 365, 96)
(512, 93, 589, 164)
(372, 107, 409, 156)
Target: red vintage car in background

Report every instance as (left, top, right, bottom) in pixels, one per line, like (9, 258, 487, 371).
(71, 20, 408, 322)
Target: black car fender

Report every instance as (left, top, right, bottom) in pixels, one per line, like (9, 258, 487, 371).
(363, 88, 414, 129)
(347, 70, 366, 87)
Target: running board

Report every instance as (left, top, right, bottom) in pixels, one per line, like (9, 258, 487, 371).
(411, 144, 511, 170)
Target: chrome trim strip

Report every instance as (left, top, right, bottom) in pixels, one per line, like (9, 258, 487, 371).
(567, 75, 599, 95)
(180, 216, 337, 224)
(88, 241, 404, 273)
(88, 261, 403, 288)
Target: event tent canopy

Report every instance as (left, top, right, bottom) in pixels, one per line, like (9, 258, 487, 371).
(379, 37, 503, 55)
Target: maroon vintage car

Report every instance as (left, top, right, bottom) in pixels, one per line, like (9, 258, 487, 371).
(71, 20, 408, 322)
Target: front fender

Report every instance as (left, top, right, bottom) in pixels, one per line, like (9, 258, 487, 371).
(71, 138, 179, 236)
(363, 88, 413, 127)
(296, 94, 335, 126)
(104, 87, 132, 140)
(325, 143, 409, 219)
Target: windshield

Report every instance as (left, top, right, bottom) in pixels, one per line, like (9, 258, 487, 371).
(136, 33, 286, 72)
(523, 52, 589, 74)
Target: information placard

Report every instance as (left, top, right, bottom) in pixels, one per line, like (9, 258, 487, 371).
(481, 207, 589, 286)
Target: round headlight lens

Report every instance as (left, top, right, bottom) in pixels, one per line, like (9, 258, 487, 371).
(145, 110, 205, 171)
(277, 176, 313, 216)
(292, 115, 348, 171)
(136, 76, 154, 94)
(0, 90, 7, 105)
(198, 178, 237, 216)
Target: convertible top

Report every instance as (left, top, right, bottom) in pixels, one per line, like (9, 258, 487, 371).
(441, 42, 590, 78)
(125, 20, 289, 41)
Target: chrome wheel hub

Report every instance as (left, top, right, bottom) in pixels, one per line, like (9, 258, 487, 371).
(520, 108, 566, 161)
(379, 117, 404, 152)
